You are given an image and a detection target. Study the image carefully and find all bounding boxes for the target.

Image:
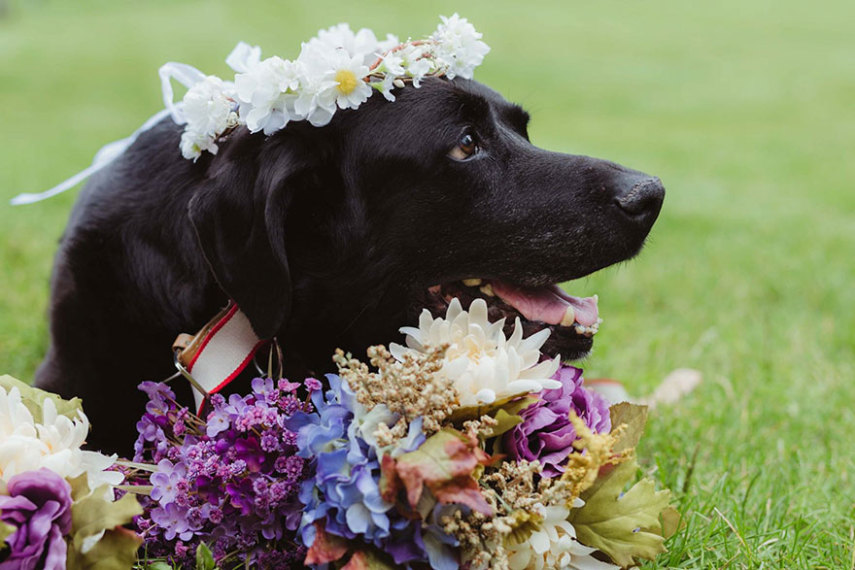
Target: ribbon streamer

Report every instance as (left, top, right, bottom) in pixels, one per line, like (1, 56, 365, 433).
(10, 62, 208, 206)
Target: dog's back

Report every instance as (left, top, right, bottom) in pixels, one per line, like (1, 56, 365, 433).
(36, 120, 218, 450)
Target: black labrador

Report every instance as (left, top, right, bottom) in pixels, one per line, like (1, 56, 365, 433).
(35, 77, 664, 453)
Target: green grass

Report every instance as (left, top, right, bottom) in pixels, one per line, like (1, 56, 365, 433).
(2, 0, 854, 567)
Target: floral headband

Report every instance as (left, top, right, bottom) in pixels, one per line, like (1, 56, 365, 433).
(164, 14, 490, 160)
(11, 14, 488, 205)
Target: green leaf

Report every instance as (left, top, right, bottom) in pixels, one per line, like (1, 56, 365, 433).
(71, 526, 142, 570)
(71, 487, 142, 545)
(196, 543, 217, 570)
(449, 393, 537, 423)
(0, 374, 84, 422)
(67, 475, 143, 570)
(144, 563, 174, 570)
(381, 427, 493, 515)
(608, 402, 648, 453)
(568, 457, 673, 567)
(484, 396, 538, 440)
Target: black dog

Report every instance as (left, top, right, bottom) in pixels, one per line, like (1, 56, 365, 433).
(35, 77, 664, 453)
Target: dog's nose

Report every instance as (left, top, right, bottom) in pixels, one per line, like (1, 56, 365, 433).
(614, 176, 665, 221)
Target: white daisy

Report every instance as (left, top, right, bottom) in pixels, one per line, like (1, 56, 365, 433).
(329, 50, 373, 110)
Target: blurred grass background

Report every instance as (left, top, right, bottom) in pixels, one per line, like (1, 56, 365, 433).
(1, 0, 853, 567)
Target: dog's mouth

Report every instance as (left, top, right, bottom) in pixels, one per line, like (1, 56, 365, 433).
(417, 279, 601, 361)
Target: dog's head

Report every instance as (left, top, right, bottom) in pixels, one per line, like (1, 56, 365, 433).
(187, 77, 664, 370)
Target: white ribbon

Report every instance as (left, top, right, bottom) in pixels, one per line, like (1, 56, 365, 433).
(158, 62, 206, 124)
(11, 62, 208, 206)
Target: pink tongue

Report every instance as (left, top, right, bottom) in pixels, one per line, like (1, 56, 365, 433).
(491, 281, 599, 327)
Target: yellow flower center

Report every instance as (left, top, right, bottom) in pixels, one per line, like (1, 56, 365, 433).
(335, 69, 359, 95)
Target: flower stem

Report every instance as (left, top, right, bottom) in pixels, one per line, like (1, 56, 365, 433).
(115, 459, 158, 472)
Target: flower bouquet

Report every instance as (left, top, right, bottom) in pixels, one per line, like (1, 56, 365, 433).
(0, 375, 141, 570)
(7, 12, 677, 570)
(129, 299, 679, 569)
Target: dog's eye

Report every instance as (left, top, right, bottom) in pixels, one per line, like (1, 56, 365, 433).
(448, 132, 479, 160)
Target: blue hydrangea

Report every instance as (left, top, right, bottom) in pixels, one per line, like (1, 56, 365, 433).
(288, 374, 447, 567)
(288, 375, 392, 542)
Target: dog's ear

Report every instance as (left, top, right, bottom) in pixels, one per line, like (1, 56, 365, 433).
(187, 132, 314, 339)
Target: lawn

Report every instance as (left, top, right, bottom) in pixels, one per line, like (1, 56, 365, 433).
(1, 0, 854, 567)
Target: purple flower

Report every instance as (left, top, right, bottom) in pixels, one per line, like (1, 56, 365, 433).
(0, 469, 72, 570)
(277, 379, 301, 393)
(139, 381, 174, 407)
(150, 502, 194, 541)
(150, 459, 188, 504)
(205, 407, 231, 437)
(132, 376, 313, 568)
(503, 365, 612, 477)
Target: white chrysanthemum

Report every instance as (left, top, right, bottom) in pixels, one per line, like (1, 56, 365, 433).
(431, 13, 491, 79)
(179, 75, 238, 159)
(0, 385, 123, 490)
(508, 503, 619, 570)
(234, 56, 301, 134)
(390, 298, 560, 408)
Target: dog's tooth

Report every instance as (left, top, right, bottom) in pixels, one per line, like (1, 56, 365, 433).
(561, 306, 576, 327)
(479, 283, 496, 297)
(462, 278, 483, 287)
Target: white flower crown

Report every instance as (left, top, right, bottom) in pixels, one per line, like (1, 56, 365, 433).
(163, 14, 490, 161)
(10, 14, 488, 205)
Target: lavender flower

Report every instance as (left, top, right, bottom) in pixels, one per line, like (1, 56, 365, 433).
(503, 365, 612, 477)
(0, 469, 72, 570)
(130, 378, 313, 569)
